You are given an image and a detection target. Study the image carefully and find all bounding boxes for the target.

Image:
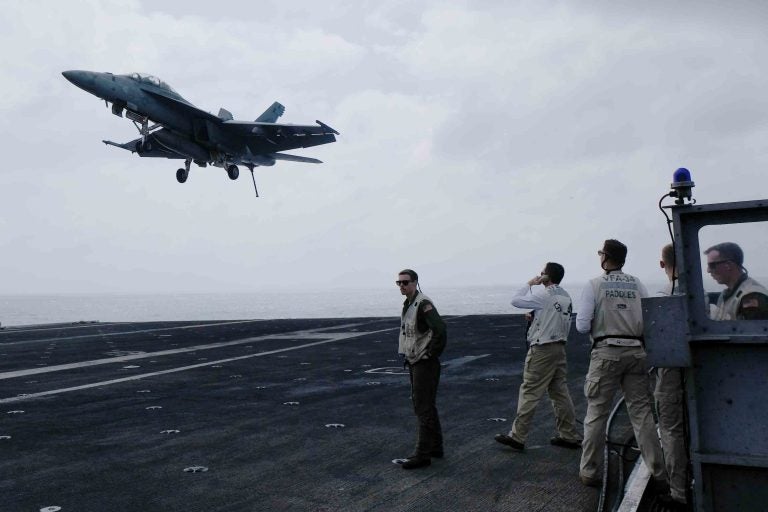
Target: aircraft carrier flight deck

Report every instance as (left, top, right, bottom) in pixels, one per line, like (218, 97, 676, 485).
(0, 315, 601, 512)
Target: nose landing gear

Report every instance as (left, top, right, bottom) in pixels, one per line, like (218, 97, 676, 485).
(176, 159, 191, 184)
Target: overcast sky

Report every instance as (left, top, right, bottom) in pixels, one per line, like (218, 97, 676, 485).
(2, 0, 767, 294)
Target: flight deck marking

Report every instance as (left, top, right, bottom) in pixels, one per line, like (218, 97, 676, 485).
(365, 354, 491, 375)
(0, 322, 374, 381)
(0, 325, 399, 404)
(183, 466, 208, 473)
(365, 367, 407, 375)
(0, 319, 270, 346)
(0, 322, 127, 335)
(442, 354, 491, 368)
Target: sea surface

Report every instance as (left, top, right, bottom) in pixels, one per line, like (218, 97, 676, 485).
(0, 282, 671, 327)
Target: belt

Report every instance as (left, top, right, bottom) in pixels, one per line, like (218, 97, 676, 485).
(530, 340, 566, 346)
(592, 335, 643, 349)
(593, 339, 643, 348)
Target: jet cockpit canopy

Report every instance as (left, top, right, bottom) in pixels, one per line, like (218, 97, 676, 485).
(125, 72, 178, 94)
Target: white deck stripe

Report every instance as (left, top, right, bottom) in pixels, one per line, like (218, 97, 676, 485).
(0, 319, 272, 346)
(0, 323, 370, 381)
(0, 326, 398, 404)
(0, 322, 129, 335)
(617, 455, 651, 512)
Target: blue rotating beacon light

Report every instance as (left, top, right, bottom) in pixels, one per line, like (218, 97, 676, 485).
(670, 167, 695, 205)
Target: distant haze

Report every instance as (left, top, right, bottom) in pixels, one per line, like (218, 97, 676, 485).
(2, 0, 768, 295)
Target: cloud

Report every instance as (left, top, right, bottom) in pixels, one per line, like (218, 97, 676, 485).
(1, 0, 767, 294)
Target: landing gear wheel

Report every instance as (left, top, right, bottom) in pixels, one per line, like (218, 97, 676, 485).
(176, 168, 188, 183)
(227, 164, 239, 180)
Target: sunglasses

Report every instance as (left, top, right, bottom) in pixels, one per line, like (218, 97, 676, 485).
(707, 260, 730, 270)
(395, 280, 412, 286)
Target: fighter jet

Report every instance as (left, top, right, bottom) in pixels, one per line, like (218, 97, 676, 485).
(62, 70, 338, 195)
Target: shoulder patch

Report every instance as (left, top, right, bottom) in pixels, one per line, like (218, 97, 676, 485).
(742, 297, 760, 309)
(421, 303, 433, 313)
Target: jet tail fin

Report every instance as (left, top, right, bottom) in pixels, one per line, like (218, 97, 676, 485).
(255, 102, 285, 123)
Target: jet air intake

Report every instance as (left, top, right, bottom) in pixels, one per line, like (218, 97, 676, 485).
(153, 129, 210, 162)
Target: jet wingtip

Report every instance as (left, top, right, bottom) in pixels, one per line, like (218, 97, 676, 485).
(316, 120, 339, 135)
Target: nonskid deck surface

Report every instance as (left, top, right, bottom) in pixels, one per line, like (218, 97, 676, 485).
(0, 316, 598, 512)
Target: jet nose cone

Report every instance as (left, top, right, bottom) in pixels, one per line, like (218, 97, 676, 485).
(61, 69, 93, 87)
(62, 70, 100, 94)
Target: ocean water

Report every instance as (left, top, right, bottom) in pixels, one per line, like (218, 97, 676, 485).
(0, 282, 672, 327)
(0, 286, 545, 327)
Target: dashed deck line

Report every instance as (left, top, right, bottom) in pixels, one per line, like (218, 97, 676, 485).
(0, 323, 375, 380)
(0, 319, 273, 346)
(0, 321, 128, 335)
(0, 326, 398, 404)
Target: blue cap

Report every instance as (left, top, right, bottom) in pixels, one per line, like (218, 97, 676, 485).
(673, 167, 691, 183)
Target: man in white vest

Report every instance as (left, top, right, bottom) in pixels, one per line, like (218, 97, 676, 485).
(396, 269, 447, 469)
(705, 242, 768, 320)
(495, 262, 582, 451)
(575, 239, 667, 488)
(654, 244, 689, 510)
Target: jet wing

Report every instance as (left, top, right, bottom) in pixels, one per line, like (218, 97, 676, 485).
(142, 87, 221, 123)
(222, 120, 339, 138)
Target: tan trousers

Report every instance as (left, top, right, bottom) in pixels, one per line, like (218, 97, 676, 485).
(655, 367, 688, 503)
(580, 346, 667, 482)
(509, 343, 580, 444)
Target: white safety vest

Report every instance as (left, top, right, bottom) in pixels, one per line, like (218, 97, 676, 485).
(712, 276, 768, 321)
(589, 271, 644, 347)
(399, 292, 434, 364)
(528, 285, 573, 345)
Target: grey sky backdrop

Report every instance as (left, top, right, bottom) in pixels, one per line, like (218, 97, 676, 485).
(2, 0, 767, 294)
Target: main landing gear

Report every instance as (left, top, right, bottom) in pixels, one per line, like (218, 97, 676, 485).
(176, 159, 191, 184)
(126, 110, 158, 153)
(172, 159, 248, 192)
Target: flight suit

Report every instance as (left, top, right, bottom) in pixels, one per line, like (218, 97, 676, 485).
(400, 292, 447, 457)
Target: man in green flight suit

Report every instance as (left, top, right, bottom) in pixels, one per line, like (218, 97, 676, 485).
(396, 269, 447, 470)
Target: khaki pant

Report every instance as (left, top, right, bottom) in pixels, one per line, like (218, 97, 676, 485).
(509, 343, 580, 443)
(580, 346, 667, 482)
(655, 367, 688, 503)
